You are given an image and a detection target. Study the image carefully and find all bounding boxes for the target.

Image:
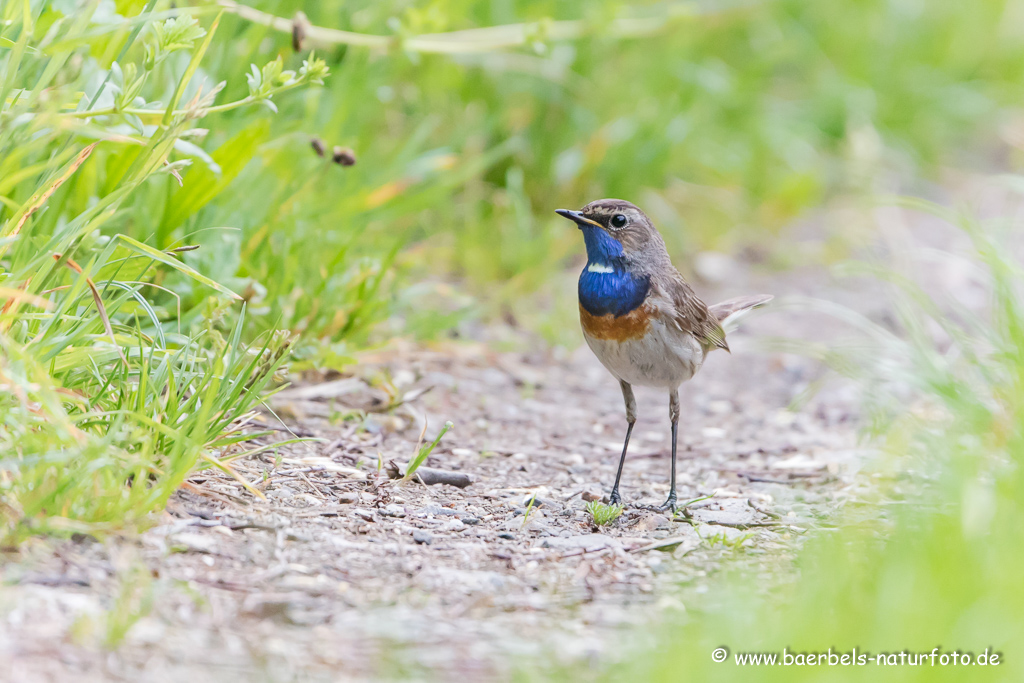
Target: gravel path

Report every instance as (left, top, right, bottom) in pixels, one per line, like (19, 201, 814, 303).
(1, 254, 869, 682)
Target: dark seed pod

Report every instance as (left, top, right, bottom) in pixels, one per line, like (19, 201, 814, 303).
(310, 137, 326, 157)
(292, 11, 309, 52)
(332, 146, 357, 166)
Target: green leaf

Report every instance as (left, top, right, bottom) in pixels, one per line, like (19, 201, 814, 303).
(403, 421, 454, 481)
(94, 243, 156, 283)
(246, 57, 296, 102)
(260, 57, 284, 92)
(298, 52, 329, 85)
(154, 14, 207, 54)
(245, 63, 262, 97)
(158, 118, 270, 245)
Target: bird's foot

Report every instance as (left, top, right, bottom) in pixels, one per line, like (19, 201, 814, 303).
(609, 490, 622, 506)
(658, 492, 678, 514)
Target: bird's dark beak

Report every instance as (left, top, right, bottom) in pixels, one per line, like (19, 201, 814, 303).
(556, 209, 602, 228)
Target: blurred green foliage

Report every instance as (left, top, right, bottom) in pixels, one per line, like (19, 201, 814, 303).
(192, 0, 1024, 326)
(5, 0, 1021, 349)
(20, 0, 1017, 348)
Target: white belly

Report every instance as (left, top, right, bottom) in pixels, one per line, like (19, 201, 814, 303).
(583, 318, 705, 389)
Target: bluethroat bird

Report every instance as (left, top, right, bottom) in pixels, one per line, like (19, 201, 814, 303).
(556, 199, 772, 510)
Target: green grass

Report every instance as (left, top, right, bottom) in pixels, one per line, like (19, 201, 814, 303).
(0, 6, 302, 541)
(586, 500, 624, 526)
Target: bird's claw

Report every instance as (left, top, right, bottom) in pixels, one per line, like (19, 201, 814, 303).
(609, 491, 622, 506)
(658, 494, 677, 514)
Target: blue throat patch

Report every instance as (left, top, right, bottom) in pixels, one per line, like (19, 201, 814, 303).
(577, 227, 649, 317)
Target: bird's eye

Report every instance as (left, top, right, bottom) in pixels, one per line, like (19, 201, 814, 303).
(610, 214, 628, 229)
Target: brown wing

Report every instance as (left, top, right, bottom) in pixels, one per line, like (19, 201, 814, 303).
(656, 273, 730, 353)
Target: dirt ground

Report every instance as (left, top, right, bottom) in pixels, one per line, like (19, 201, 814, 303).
(0, 236, 881, 682)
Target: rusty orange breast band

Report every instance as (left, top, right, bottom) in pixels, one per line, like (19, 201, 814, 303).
(579, 302, 653, 341)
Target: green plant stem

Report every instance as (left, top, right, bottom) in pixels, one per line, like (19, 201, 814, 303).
(62, 80, 307, 120)
(217, 0, 705, 54)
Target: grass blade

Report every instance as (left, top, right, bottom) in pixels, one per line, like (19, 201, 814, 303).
(163, 11, 223, 126)
(113, 234, 242, 300)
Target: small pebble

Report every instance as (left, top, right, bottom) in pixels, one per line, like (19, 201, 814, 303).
(634, 514, 670, 532)
(420, 505, 459, 517)
(412, 529, 433, 545)
(383, 504, 406, 518)
(522, 496, 561, 509)
(581, 490, 603, 502)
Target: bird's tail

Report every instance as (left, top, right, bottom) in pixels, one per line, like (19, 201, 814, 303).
(709, 294, 773, 333)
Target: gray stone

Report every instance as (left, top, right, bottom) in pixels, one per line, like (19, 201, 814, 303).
(540, 534, 618, 551)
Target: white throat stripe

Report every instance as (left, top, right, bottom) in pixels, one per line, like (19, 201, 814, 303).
(587, 263, 614, 274)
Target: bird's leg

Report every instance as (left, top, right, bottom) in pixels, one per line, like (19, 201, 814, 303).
(609, 380, 636, 506)
(660, 389, 680, 512)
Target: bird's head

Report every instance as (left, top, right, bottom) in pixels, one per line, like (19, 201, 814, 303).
(556, 199, 663, 266)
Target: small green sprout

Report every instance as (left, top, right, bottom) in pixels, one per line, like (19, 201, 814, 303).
(704, 531, 753, 550)
(402, 420, 454, 482)
(521, 492, 539, 529)
(586, 500, 625, 526)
